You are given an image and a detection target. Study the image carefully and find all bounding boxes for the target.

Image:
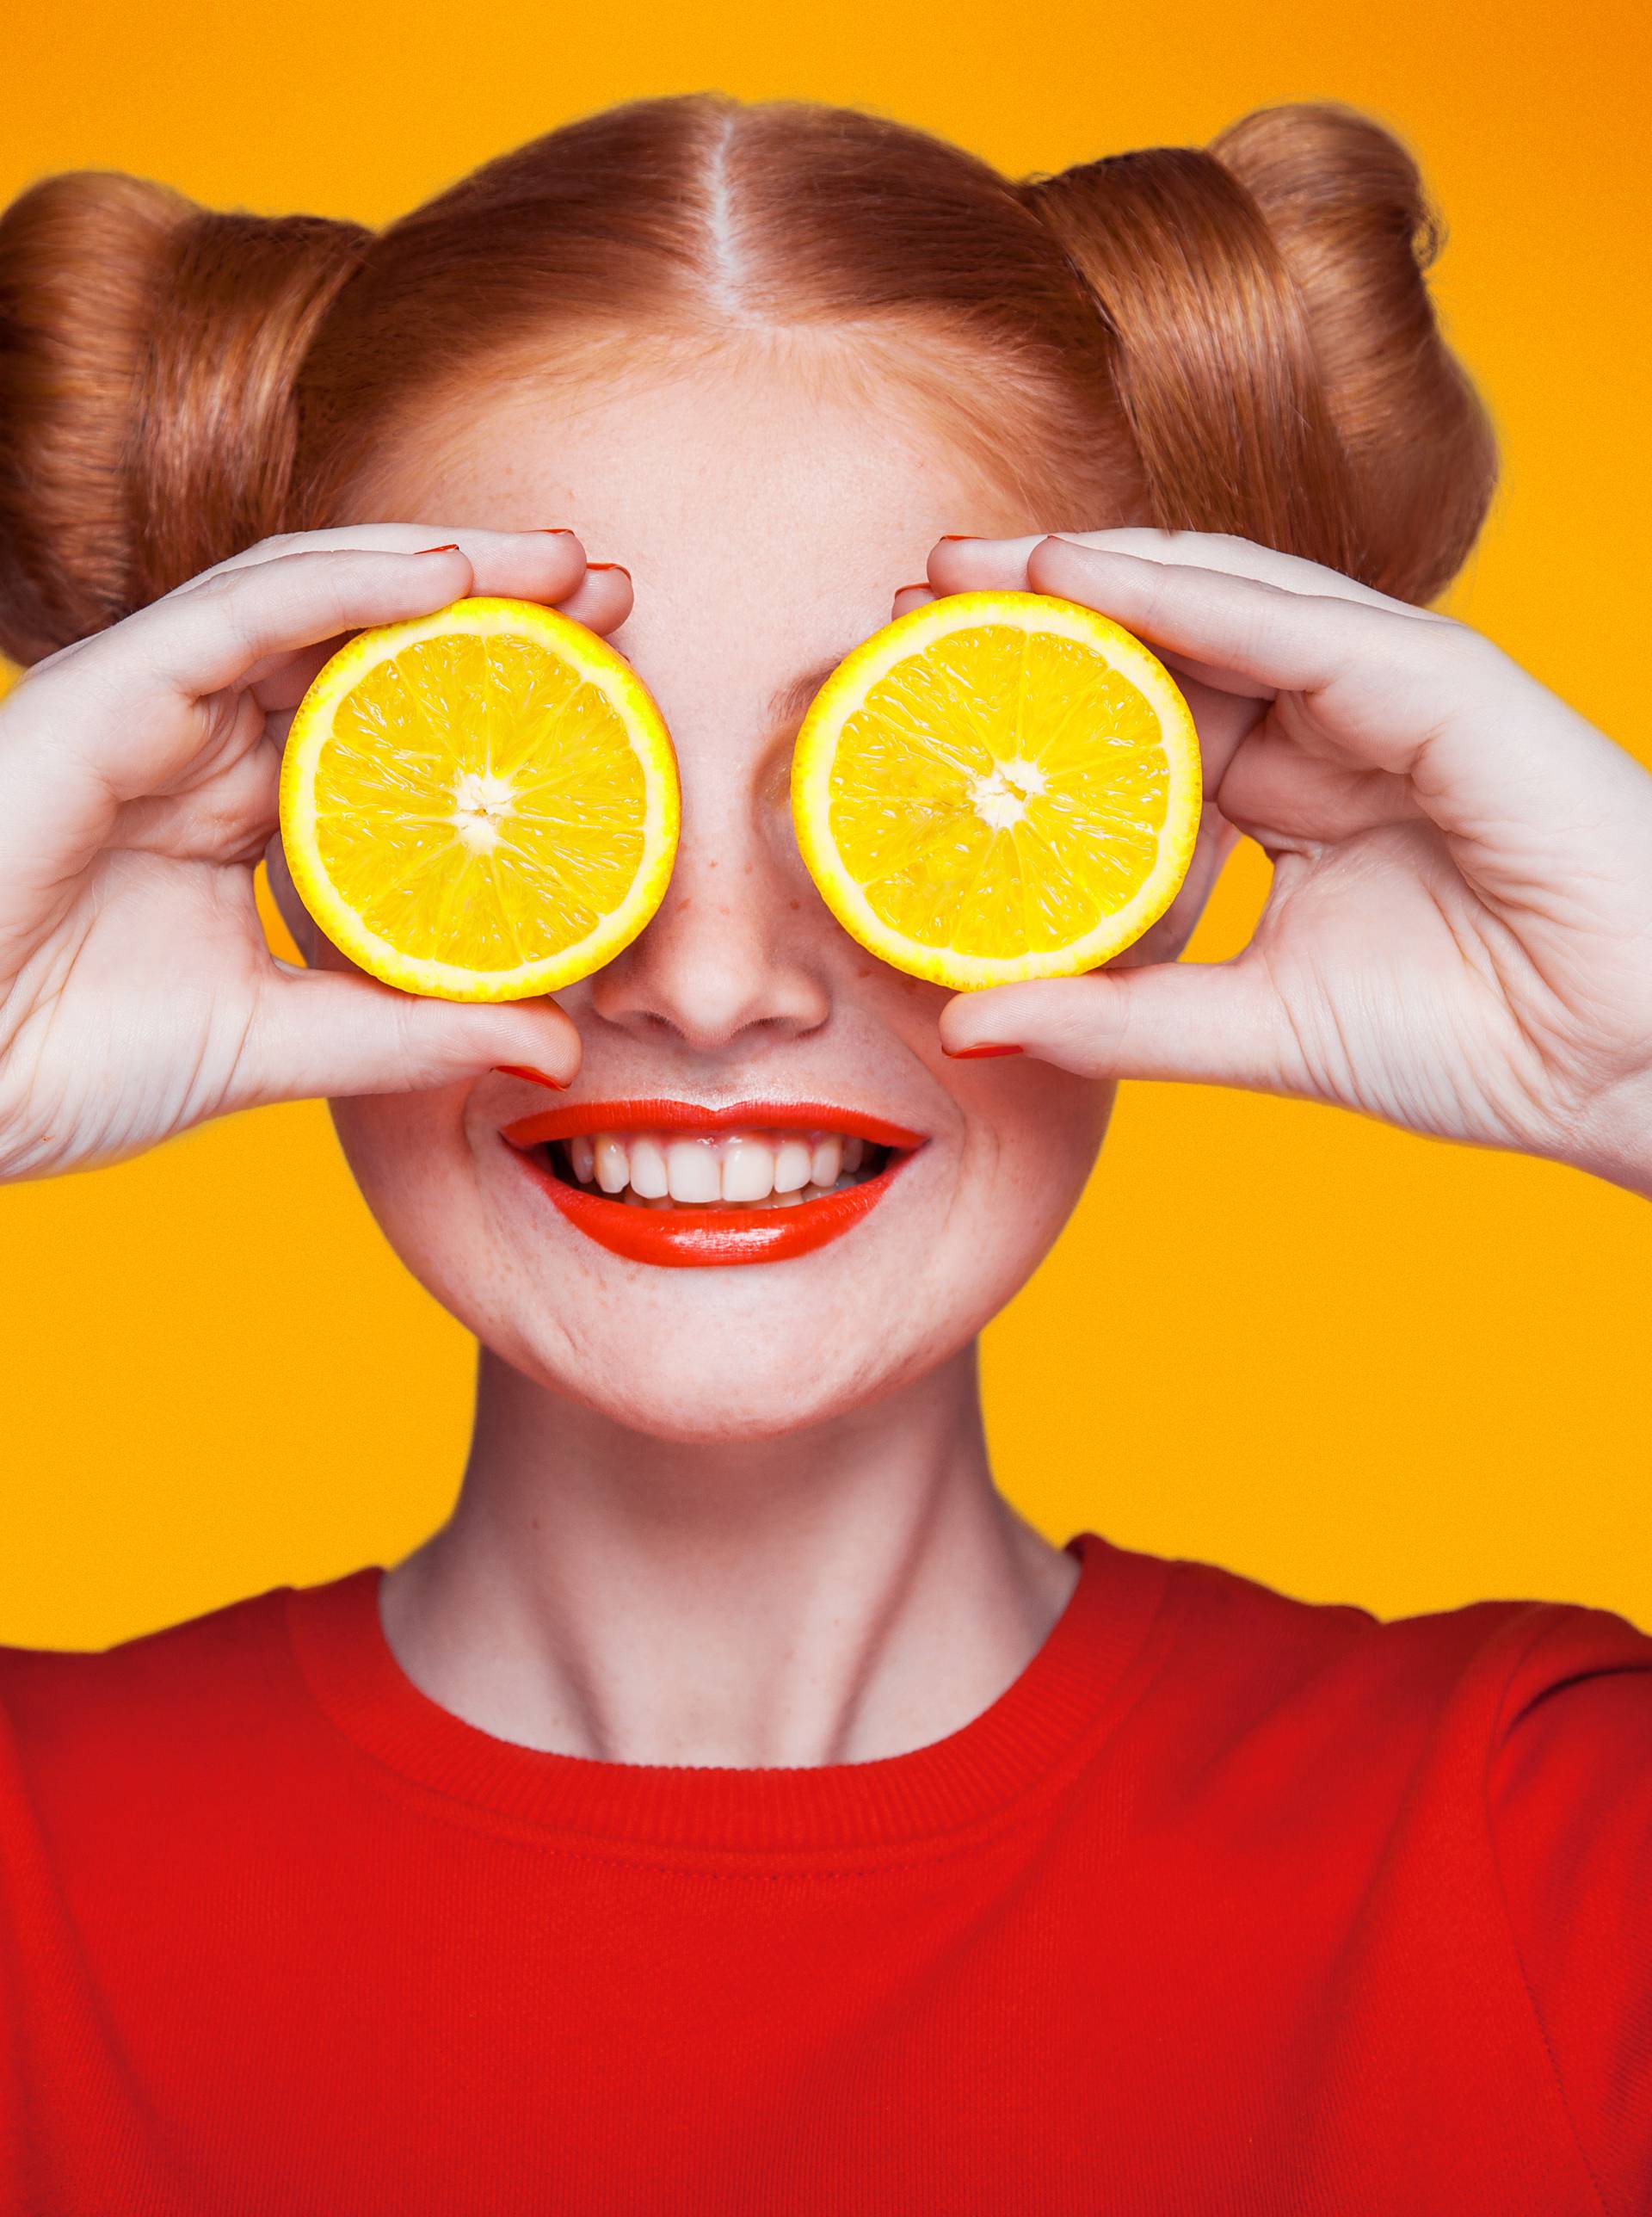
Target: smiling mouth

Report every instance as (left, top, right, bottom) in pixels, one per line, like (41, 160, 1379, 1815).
(499, 1101, 926, 1268)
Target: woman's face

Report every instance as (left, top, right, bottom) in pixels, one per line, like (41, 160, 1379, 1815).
(321, 343, 1118, 1442)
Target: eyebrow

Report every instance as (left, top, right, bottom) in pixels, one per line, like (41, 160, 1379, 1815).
(766, 659, 846, 732)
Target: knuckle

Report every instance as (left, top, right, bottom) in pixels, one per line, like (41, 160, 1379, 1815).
(1429, 617, 1507, 693)
(1131, 559, 1180, 627)
(195, 532, 310, 576)
(389, 991, 438, 1084)
(159, 568, 250, 632)
(179, 536, 299, 590)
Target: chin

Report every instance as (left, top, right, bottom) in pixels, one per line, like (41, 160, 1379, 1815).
(493, 1306, 938, 1446)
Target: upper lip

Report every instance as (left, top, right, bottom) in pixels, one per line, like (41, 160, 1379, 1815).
(499, 1098, 928, 1150)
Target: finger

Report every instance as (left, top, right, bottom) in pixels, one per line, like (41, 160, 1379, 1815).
(923, 531, 1313, 741)
(246, 542, 634, 713)
(1024, 537, 1650, 835)
(191, 528, 610, 684)
(554, 562, 634, 636)
(114, 733, 281, 865)
(1218, 722, 1420, 845)
(239, 966, 583, 1108)
(922, 525, 1408, 633)
(925, 535, 1043, 595)
(939, 961, 1300, 1095)
(2, 541, 472, 899)
(190, 523, 589, 608)
(92, 546, 479, 723)
(899, 536, 1498, 853)
(891, 581, 936, 618)
(1023, 528, 1446, 617)
(922, 528, 1421, 613)
(1020, 540, 1483, 773)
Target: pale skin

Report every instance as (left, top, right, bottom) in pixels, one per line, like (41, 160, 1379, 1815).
(0, 340, 1648, 1766)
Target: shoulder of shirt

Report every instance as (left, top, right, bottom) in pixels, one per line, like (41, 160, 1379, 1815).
(1135, 1545, 1652, 1751)
(0, 1576, 360, 1770)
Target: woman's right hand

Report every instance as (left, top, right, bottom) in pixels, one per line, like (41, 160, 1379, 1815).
(0, 528, 627, 1180)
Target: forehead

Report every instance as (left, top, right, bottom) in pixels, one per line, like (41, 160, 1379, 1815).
(367, 342, 1030, 740)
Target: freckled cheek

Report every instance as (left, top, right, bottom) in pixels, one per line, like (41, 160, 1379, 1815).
(329, 1091, 483, 1244)
(957, 1075, 1113, 1219)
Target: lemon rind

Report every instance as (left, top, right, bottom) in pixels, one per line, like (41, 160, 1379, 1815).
(279, 597, 681, 1004)
(790, 590, 1202, 993)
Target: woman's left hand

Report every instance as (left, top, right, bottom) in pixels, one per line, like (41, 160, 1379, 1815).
(922, 531, 1652, 1198)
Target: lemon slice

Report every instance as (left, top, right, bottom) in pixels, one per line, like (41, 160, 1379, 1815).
(280, 597, 678, 1002)
(792, 590, 1201, 991)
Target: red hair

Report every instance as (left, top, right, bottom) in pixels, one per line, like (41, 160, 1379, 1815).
(0, 96, 1495, 667)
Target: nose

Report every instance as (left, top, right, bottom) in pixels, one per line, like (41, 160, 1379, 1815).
(587, 794, 833, 1053)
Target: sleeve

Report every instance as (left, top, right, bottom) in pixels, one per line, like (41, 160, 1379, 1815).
(1488, 1603, 1652, 2217)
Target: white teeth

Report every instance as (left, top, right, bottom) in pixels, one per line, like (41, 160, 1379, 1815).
(666, 1138, 721, 1204)
(774, 1138, 813, 1194)
(594, 1134, 629, 1195)
(720, 1134, 776, 1202)
(628, 1135, 669, 1199)
(559, 1126, 893, 1208)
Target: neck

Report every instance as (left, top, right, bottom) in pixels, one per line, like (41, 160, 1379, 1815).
(379, 1342, 1077, 1769)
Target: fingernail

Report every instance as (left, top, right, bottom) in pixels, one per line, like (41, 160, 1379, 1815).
(416, 543, 462, 555)
(939, 534, 979, 543)
(537, 527, 577, 535)
(586, 561, 631, 577)
(944, 1043, 1023, 1059)
(894, 582, 929, 597)
(493, 1064, 570, 1090)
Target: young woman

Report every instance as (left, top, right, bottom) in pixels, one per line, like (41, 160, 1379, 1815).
(0, 95, 1648, 2215)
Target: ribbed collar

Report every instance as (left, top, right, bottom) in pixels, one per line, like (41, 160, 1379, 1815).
(284, 1532, 1169, 1858)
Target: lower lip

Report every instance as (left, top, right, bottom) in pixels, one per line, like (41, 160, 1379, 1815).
(506, 1143, 912, 1267)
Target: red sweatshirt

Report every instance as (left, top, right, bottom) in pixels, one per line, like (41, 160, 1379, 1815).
(2, 1532, 1649, 2214)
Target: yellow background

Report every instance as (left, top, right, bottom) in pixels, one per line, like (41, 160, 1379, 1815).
(1, 0, 1647, 1650)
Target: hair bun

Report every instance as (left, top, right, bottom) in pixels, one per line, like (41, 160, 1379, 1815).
(0, 172, 367, 664)
(1026, 103, 1495, 602)
(1211, 104, 1495, 600)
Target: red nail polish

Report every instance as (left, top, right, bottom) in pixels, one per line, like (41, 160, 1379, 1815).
(415, 543, 461, 555)
(939, 534, 979, 543)
(894, 583, 929, 597)
(586, 561, 631, 577)
(493, 1064, 570, 1090)
(945, 1043, 1023, 1059)
(537, 528, 577, 535)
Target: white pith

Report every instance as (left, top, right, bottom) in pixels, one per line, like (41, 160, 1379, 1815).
(450, 768, 517, 854)
(550, 1129, 882, 1209)
(969, 756, 1046, 831)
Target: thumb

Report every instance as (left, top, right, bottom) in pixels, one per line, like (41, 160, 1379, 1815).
(939, 960, 1298, 1094)
(237, 966, 582, 1106)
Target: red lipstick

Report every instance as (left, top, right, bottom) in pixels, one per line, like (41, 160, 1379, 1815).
(499, 1099, 926, 1269)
